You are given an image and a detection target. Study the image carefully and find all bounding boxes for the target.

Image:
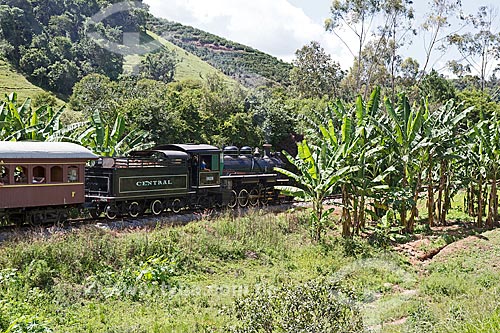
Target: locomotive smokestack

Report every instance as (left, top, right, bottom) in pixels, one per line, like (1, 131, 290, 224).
(263, 144, 272, 157)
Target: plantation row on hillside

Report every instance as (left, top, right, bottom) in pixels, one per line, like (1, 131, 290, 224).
(147, 18, 293, 87)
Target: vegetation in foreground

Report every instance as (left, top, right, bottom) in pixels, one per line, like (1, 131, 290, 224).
(0, 208, 498, 332)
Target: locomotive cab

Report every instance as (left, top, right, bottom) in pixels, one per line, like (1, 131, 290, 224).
(155, 144, 222, 190)
(190, 153, 221, 188)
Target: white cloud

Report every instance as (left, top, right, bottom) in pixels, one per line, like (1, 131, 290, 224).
(144, 0, 355, 69)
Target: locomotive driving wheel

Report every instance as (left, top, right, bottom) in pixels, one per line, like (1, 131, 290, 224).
(171, 198, 183, 214)
(128, 202, 141, 218)
(104, 205, 118, 220)
(228, 190, 238, 208)
(150, 200, 163, 216)
(238, 189, 249, 207)
(249, 188, 260, 206)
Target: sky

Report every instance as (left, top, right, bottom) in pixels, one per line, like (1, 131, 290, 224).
(143, 0, 497, 73)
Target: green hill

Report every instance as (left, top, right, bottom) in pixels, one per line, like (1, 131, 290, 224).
(0, 59, 62, 104)
(124, 31, 237, 85)
(0, 0, 288, 98)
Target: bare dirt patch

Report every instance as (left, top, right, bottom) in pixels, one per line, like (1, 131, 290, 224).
(394, 222, 492, 265)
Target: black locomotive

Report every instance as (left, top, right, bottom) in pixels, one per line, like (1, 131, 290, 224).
(84, 143, 289, 219)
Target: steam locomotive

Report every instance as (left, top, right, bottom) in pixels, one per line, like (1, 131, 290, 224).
(0, 142, 289, 224)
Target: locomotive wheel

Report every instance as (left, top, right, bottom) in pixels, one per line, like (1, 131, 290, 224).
(89, 208, 102, 219)
(151, 200, 163, 216)
(104, 205, 118, 220)
(128, 202, 141, 218)
(249, 188, 260, 206)
(171, 199, 183, 214)
(238, 189, 249, 207)
(228, 190, 238, 208)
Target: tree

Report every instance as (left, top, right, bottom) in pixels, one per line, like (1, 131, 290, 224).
(379, 0, 415, 101)
(419, 70, 456, 107)
(448, 5, 500, 91)
(46, 59, 80, 95)
(69, 73, 119, 124)
(418, 0, 462, 81)
(289, 41, 344, 99)
(325, 0, 382, 94)
(340, 38, 391, 99)
(139, 48, 178, 83)
(246, 87, 297, 149)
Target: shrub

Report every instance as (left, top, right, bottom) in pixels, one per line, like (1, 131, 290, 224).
(24, 260, 54, 289)
(4, 315, 53, 333)
(227, 278, 365, 333)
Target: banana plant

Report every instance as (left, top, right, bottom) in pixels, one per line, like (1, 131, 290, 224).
(371, 93, 428, 232)
(422, 100, 469, 226)
(275, 138, 357, 241)
(74, 111, 153, 157)
(0, 92, 66, 141)
(470, 116, 500, 227)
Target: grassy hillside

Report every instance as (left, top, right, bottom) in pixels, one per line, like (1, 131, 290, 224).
(147, 30, 236, 85)
(0, 60, 62, 104)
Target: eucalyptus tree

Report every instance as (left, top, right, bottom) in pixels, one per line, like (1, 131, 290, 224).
(325, 0, 382, 94)
(378, 0, 415, 100)
(448, 5, 500, 92)
(418, 0, 463, 82)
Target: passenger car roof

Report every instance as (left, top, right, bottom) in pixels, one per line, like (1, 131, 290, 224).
(0, 141, 98, 160)
(154, 144, 221, 154)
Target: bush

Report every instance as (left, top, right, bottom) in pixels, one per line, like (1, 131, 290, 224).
(24, 260, 54, 289)
(4, 315, 53, 333)
(227, 278, 365, 333)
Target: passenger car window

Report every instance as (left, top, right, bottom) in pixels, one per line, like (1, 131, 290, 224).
(14, 166, 28, 184)
(51, 166, 63, 183)
(68, 166, 79, 182)
(0, 166, 9, 185)
(33, 166, 46, 184)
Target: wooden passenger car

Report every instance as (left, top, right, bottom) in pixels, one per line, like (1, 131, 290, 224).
(0, 141, 97, 224)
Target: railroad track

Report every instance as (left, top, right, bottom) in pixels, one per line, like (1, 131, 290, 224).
(0, 194, 350, 242)
(0, 202, 301, 242)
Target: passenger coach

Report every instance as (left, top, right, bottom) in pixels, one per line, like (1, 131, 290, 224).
(0, 141, 98, 224)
